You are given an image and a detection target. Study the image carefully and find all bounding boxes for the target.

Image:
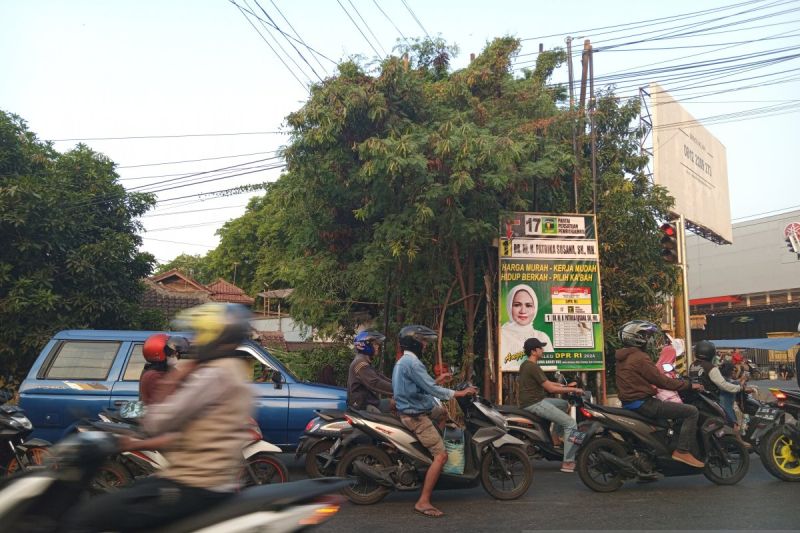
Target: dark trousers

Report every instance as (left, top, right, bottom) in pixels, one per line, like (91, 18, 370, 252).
(63, 476, 232, 532)
(636, 397, 700, 453)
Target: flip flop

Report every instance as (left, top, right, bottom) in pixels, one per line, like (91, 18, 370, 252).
(415, 507, 445, 518)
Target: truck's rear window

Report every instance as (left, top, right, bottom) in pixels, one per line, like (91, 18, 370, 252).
(44, 341, 121, 380)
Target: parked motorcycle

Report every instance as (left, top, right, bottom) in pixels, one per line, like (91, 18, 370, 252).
(0, 389, 51, 476)
(0, 431, 348, 533)
(760, 387, 800, 482)
(78, 401, 288, 492)
(575, 386, 749, 492)
(335, 385, 533, 505)
(296, 409, 351, 478)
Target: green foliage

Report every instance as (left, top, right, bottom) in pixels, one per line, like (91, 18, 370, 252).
(269, 344, 353, 386)
(154, 253, 215, 284)
(0, 111, 157, 376)
(207, 37, 678, 390)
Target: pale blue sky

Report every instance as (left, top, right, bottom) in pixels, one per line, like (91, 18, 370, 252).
(1, 0, 797, 263)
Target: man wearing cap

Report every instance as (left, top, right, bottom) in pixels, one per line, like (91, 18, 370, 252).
(518, 337, 584, 473)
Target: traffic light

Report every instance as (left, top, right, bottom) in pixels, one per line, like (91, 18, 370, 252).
(660, 222, 679, 264)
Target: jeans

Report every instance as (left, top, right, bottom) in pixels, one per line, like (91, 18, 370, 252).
(636, 397, 699, 453)
(62, 476, 232, 532)
(524, 397, 578, 462)
(719, 391, 737, 425)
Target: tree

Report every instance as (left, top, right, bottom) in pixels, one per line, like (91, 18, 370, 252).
(0, 111, 157, 375)
(154, 253, 214, 284)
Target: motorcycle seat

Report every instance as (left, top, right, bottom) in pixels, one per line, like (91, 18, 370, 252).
(355, 409, 402, 426)
(317, 409, 346, 420)
(495, 405, 548, 423)
(152, 478, 351, 533)
(595, 405, 669, 427)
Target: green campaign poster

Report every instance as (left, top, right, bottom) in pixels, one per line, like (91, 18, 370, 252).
(499, 213, 605, 372)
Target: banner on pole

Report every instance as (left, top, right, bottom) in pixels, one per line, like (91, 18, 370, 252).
(499, 213, 605, 372)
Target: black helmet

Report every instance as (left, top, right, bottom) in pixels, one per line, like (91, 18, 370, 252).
(174, 303, 252, 361)
(619, 320, 661, 348)
(398, 325, 437, 356)
(165, 336, 190, 358)
(694, 340, 716, 361)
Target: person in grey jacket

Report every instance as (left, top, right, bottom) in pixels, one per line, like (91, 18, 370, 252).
(347, 330, 393, 412)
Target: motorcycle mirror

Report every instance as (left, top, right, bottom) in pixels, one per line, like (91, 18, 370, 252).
(662, 363, 675, 373)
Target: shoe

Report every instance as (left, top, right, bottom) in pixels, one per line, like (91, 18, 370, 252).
(671, 450, 704, 468)
(560, 461, 576, 473)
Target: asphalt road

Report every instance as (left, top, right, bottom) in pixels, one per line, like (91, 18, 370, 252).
(305, 378, 800, 532)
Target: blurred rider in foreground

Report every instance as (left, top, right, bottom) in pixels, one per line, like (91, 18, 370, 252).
(65, 303, 254, 532)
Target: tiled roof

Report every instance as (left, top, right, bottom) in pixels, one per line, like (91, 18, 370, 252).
(207, 278, 255, 305)
(149, 269, 210, 293)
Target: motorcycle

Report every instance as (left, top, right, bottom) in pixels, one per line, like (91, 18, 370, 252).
(760, 387, 800, 482)
(497, 373, 590, 462)
(0, 431, 348, 533)
(296, 409, 351, 478)
(0, 389, 51, 476)
(78, 401, 289, 492)
(575, 385, 750, 492)
(335, 385, 533, 505)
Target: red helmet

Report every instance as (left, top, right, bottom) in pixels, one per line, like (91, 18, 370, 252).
(143, 333, 170, 363)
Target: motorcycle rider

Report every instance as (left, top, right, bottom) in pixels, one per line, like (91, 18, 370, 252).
(392, 325, 477, 519)
(139, 333, 190, 406)
(615, 320, 705, 468)
(65, 303, 255, 532)
(689, 340, 751, 447)
(518, 337, 584, 473)
(347, 330, 393, 413)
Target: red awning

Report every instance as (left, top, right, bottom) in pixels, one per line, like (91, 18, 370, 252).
(689, 295, 741, 306)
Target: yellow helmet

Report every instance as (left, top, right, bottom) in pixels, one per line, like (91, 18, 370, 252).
(174, 303, 252, 360)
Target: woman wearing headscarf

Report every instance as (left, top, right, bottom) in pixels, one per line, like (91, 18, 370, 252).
(500, 284, 553, 371)
(655, 335, 683, 403)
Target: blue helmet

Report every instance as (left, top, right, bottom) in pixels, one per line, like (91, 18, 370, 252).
(354, 330, 386, 357)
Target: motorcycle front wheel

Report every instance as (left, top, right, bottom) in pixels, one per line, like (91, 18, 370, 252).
(240, 452, 289, 487)
(480, 444, 532, 500)
(335, 445, 391, 505)
(762, 426, 800, 482)
(5, 446, 51, 475)
(305, 439, 337, 478)
(576, 436, 627, 493)
(703, 435, 749, 485)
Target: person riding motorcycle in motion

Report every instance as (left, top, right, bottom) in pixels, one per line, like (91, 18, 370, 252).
(392, 325, 477, 519)
(615, 320, 705, 468)
(347, 330, 393, 413)
(139, 333, 190, 406)
(689, 340, 751, 448)
(518, 337, 584, 473)
(64, 303, 256, 532)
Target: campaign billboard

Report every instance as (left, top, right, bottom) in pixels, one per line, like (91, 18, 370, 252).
(498, 213, 605, 372)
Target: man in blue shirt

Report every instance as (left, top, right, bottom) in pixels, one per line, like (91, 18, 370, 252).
(392, 325, 477, 519)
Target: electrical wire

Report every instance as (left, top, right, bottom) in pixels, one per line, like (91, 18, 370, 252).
(372, 0, 409, 45)
(336, 0, 383, 58)
(348, 0, 388, 56)
(252, 0, 324, 81)
(268, 0, 330, 75)
(52, 130, 285, 142)
(400, 0, 430, 38)
(117, 150, 280, 169)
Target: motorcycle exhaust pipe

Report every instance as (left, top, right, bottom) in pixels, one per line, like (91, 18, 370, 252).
(352, 459, 395, 488)
(597, 451, 638, 477)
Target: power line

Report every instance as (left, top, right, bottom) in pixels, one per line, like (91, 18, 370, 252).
(400, 0, 430, 38)
(337, 0, 383, 58)
(268, 0, 330, 75)
(372, 0, 409, 45)
(52, 130, 285, 142)
(117, 150, 279, 169)
(250, 0, 324, 82)
(231, 0, 311, 92)
(348, 0, 388, 56)
(127, 157, 282, 191)
(141, 236, 217, 249)
(137, 163, 284, 195)
(146, 219, 234, 233)
(142, 204, 248, 218)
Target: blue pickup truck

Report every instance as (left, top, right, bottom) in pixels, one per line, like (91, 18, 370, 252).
(18, 330, 346, 449)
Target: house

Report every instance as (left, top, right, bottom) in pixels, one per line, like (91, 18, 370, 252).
(141, 270, 254, 321)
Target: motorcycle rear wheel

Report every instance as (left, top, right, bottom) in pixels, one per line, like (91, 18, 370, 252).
(576, 436, 626, 493)
(336, 445, 391, 505)
(305, 439, 337, 478)
(5, 446, 50, 476)
(703, 435, 749, 485)
(762, 427, 800, 482)
(480, 445, 532, 500)
(241, 452, 289, 487)
(89, 460, 134, 494)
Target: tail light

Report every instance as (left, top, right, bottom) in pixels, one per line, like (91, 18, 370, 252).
(344, 415, 354, 425)
(305, 418, 318, 432)
(770, 388, 787, 401)
(298, 495, 343, 526)
(579, 407, 593, 419)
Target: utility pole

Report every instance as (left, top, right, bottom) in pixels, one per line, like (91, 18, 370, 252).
(589, 42, 597, 214)
(574, 39, 591, 213)
(567, 37, 578, 212)
(674, 215, 694, 368)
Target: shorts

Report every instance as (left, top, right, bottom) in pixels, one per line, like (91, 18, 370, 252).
(400, 405, 447, 457)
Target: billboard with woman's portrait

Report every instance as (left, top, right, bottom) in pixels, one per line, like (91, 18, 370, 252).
(499, 213, 605, 372)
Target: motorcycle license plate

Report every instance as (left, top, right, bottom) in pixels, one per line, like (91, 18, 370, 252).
(755, 407, 779, 421)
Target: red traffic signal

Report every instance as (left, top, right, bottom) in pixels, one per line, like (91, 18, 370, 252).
(660, 222, 679, 264)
